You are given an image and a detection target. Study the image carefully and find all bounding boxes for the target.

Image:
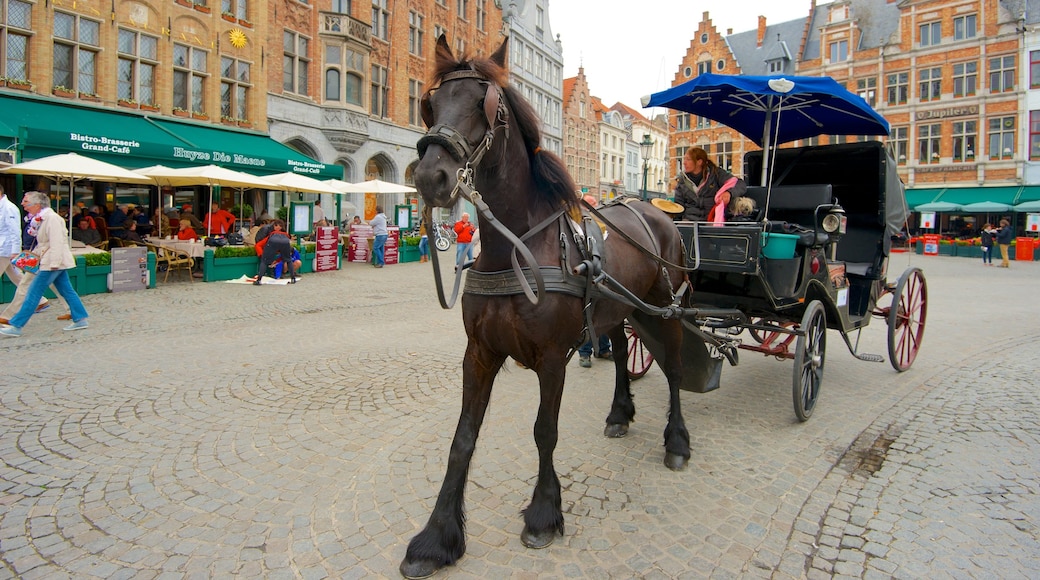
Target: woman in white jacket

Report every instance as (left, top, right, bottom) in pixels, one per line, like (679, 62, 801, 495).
(0, 191, 89, 337)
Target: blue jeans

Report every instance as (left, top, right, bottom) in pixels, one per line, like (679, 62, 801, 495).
(455, 242, 473, 265)
(418, 236, 429, 257)
(8, 269, 88, 328)
(982, 246, 992, 263)
(372, 234, 388, 266)
(579, 335, 611, 357)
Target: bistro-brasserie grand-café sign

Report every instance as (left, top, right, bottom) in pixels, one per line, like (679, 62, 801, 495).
(63, 130, 329, 176)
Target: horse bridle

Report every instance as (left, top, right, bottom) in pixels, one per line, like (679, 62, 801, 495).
(417, 69, 509, 200)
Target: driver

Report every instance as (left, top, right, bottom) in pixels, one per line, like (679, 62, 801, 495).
(674, 147, 747, 222)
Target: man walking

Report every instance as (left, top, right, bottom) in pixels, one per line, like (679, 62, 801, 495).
(0, 184, 50, 323)
(371, 206, 388, 268)
(454, 212, 477, 267)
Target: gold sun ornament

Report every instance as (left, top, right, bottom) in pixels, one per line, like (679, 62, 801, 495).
(228, 28, 248, 49)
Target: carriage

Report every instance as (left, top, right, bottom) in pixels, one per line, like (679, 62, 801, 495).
(624, 140, 927, 421)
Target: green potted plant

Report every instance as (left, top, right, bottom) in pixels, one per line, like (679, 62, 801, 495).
(204, 246, 259, 282)
(399, 235, 421, 262)
(230, 203, 253, 219)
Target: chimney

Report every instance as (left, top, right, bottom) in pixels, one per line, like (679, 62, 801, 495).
(727, 28, 733, 35)
(757, 16, 767, 47)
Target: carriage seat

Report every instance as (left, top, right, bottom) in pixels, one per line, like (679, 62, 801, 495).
(746, 184, 834, 248)
(763, 220, 830, 247)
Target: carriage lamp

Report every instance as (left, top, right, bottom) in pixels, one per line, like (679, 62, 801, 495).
(822, 207, 846, 235)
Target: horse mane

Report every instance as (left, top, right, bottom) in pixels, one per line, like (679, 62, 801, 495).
(429, 43, 578, 213)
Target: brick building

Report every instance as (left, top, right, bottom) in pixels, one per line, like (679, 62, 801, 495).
(669, 0, 1040, 214)
(561, 67, 599, 195)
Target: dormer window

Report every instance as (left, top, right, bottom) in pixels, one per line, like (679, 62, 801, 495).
(768, 60, 784, 73)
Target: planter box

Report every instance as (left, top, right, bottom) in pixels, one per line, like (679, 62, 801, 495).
(238, 19, 253, 28)
(5, 81, 31, 91)
(173, 110, 190, 118)
(222, 13, 236, 22)
(299, 252, 317, 273)
(957, 246, 983, 259)
(399, 245, 420, 263)
(203, 249, 259, 282)
(118, 100, 139, 109)
(53, 89, 76, 98)
(914, 240, 923, 254)
(937, 244, 956, 256)
(140, 104, 160, 113)
(0, 254, 156, 303)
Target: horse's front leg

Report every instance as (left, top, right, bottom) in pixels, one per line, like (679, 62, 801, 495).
(520, 355, 568, 549)
(604, 323, 635, 438)
(400, 343, 504, 579)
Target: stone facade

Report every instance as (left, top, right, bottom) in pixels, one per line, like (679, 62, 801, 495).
(503, 0, 564, 157)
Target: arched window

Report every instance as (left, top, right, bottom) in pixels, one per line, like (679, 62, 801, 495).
(345, 72, 362, 105)
(325, 68, 341, 101)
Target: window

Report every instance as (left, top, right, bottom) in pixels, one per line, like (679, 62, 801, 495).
(435, 25, 446, 43)
(857, 77, 876, 107)
(283, 31, 309, 95)
(696, 115, 711, 129)
(324, 43, 364, 105)
(919, 21, 941, 47)
(829, 40, 848, 63)
(331, 0, 350, 14)
(886, 72, 908, 105)
(1032, 51, 1040, 89)
(990, 56, 1015, 93)
(221, 0, 248, 20)
(372, 0, 388, 41)
(954, 14, 976, 40)
(952, 120, 976, 162)
(53, 11, 100, 94)
(478, 0, 487, 33)
(889, 126, 908, 165)
(918, 123, 941, 163)
(768, 59, 784, 74)
(675, 113, 690, 132)
(408, 79, 424, 126)
(325, 68, 340, 101)
(457, 0, 468, 19)
(1032, 112, 1040, 160)
(173, 43, 207, 113)
(953, 62, 977, 98)
(408, 12, 423, 56)
(1, 0, 31, 81)
(371, 64, 388, 117)
(220, 56, 251, 120)
(988, 116, 1014, 159)
(117, 29, 158, 105)
(715, 141, 732, 171)
(919, 67, 941, 102)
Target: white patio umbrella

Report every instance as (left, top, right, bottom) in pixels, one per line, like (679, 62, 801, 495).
(324, 178, 366, 193)
(138, 165, 273, 235)
(349, 178, 417, 194)
(3, 152, 152, 243)
(262, 172, 341, 195)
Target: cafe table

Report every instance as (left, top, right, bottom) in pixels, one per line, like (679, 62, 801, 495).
(144, 236, 206, 258)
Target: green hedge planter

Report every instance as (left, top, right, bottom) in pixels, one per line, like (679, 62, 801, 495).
(399, 245, 420, 263)
(203, 248, 259, 282)
(937, 244, 956, 256)
(0, 253, 156, 303)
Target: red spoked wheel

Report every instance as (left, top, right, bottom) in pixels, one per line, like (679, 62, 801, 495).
(887, 267, 927, 372)
(748, 318, 797, 357)
(626, 322, 654, 380)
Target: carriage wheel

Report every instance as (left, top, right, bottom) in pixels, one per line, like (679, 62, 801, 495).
(434, 236, 451, 251)
(625, 322, 654, 380)
(792, 300, 826, 422)
(749, 319, 797, 353)
(887, 267, 927, 372)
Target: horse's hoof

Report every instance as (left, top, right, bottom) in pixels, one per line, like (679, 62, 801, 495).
(400, 558, 441, 579)
(521, 525, 558, 549)
(664, 452, 688, 471)
(604, 423, 629, 438)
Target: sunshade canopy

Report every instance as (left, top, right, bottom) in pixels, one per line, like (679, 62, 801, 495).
(915, 201, 963, 212)
(641, 73, 890, 147)
(2, 152, 152, 184)
(960, 201, 1012, 212)
(139, 164, 274, 189)
(262, 172, 341, 194)
(349, 179, 417, 194)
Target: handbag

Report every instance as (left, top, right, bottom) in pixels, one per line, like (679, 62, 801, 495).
(204, 236, 228, 247)
(226, 232, 244, 245)
(14, 250, 41, 274)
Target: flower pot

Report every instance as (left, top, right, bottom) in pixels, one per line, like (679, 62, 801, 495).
(79, 93, 100, 102)
(118, 100, 139, 109)
(53, 89, 75, 98)
(194, 3, 211, 13)
(173, 109, 190, 117)
(237, 120, 251, 128)
(140, 104, 160, 113)
(6, 81, 31, 91)
(192, 113, 209, 120)
(222, 13, 236, 22)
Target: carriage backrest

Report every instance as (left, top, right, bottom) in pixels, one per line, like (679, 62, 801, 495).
(744, 184, 833, 224)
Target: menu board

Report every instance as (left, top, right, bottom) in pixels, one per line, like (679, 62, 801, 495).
(111, 247, 149, 292)
(348, 224, 372, 263)
(315, 226, 339, 272)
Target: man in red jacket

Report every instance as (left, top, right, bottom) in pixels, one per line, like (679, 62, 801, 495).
(203, 202, 236, 235)
(453, 212, 476, 266)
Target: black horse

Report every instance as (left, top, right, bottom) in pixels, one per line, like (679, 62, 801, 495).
(401, 35, 692, 578)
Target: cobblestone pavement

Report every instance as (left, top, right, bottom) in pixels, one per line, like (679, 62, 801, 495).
(0, 253, 1037, 578)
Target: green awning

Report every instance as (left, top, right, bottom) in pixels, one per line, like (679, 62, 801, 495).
(938, 186, 1022, 206)
(905, 188, 945, 209)
(149, 118, 342, 180)
(1, 91, 340, 180)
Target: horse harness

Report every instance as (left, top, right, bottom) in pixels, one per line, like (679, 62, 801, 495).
(416, 67, 681, 351)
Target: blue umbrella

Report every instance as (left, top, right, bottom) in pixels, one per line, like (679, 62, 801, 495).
(641, 74, 890, 183)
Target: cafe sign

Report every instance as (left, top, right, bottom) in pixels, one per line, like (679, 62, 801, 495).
(915, 105, 978, 121)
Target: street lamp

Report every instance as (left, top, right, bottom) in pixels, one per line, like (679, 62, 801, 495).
(640, 133, 654, 201)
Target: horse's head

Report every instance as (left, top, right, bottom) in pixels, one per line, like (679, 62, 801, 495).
(414, 36, 512, 208)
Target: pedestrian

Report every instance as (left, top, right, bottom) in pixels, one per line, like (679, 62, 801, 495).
(313, 200, 328, 228)
(995, 218, 1014, 268)
(0, 191, 89, 337)
(418, 222, 430, 263)
(578, 335, 612, 368)
(0, 183, 52, 323)
(454, 212, 477, 266)
(252, 219, 296, 285)
(371, 206, 388, 268)
(673, 147, 747, 222)
(980, 222, 996, 266)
